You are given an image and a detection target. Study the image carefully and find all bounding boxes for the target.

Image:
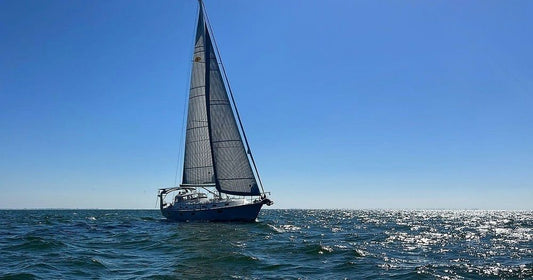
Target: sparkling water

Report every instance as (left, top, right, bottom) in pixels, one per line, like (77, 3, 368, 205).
(1, 209, 531, 279)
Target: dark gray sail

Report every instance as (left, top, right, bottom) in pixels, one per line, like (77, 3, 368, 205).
(182, 3, 259, 195)
(182, 7, 215, 186)
(205, 29, 260, 196)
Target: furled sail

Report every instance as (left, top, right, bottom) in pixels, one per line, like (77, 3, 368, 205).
(183, 4, 260, 196)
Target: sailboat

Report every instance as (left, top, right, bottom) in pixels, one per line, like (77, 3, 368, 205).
(157, 0, 273, 222)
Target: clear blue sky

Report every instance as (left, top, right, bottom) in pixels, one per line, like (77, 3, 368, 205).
(1, 0, 531, 209)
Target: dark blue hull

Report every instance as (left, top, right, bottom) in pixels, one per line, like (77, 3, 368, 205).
(161, 201, 264, 222)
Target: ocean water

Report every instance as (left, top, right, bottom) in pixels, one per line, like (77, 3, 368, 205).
(0, 210, 531, 279)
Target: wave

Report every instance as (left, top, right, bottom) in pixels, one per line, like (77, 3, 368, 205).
(0, 273, 37, 280)
(5, 235, 65, 251)
(1, 209, 531, 279)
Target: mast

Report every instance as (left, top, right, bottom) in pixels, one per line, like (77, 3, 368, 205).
(203, 13, 219, 196)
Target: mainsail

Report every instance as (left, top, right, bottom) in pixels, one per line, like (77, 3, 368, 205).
(182, 7, 215, 186)
(182, 4, 260, 196)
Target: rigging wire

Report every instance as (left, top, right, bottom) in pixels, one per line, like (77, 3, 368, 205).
(200, 1, 267, 195)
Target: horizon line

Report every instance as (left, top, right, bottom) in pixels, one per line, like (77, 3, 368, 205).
(1, 208, 531, 211)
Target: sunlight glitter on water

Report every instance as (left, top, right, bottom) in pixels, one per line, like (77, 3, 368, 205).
(0, 209, 531, 279)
